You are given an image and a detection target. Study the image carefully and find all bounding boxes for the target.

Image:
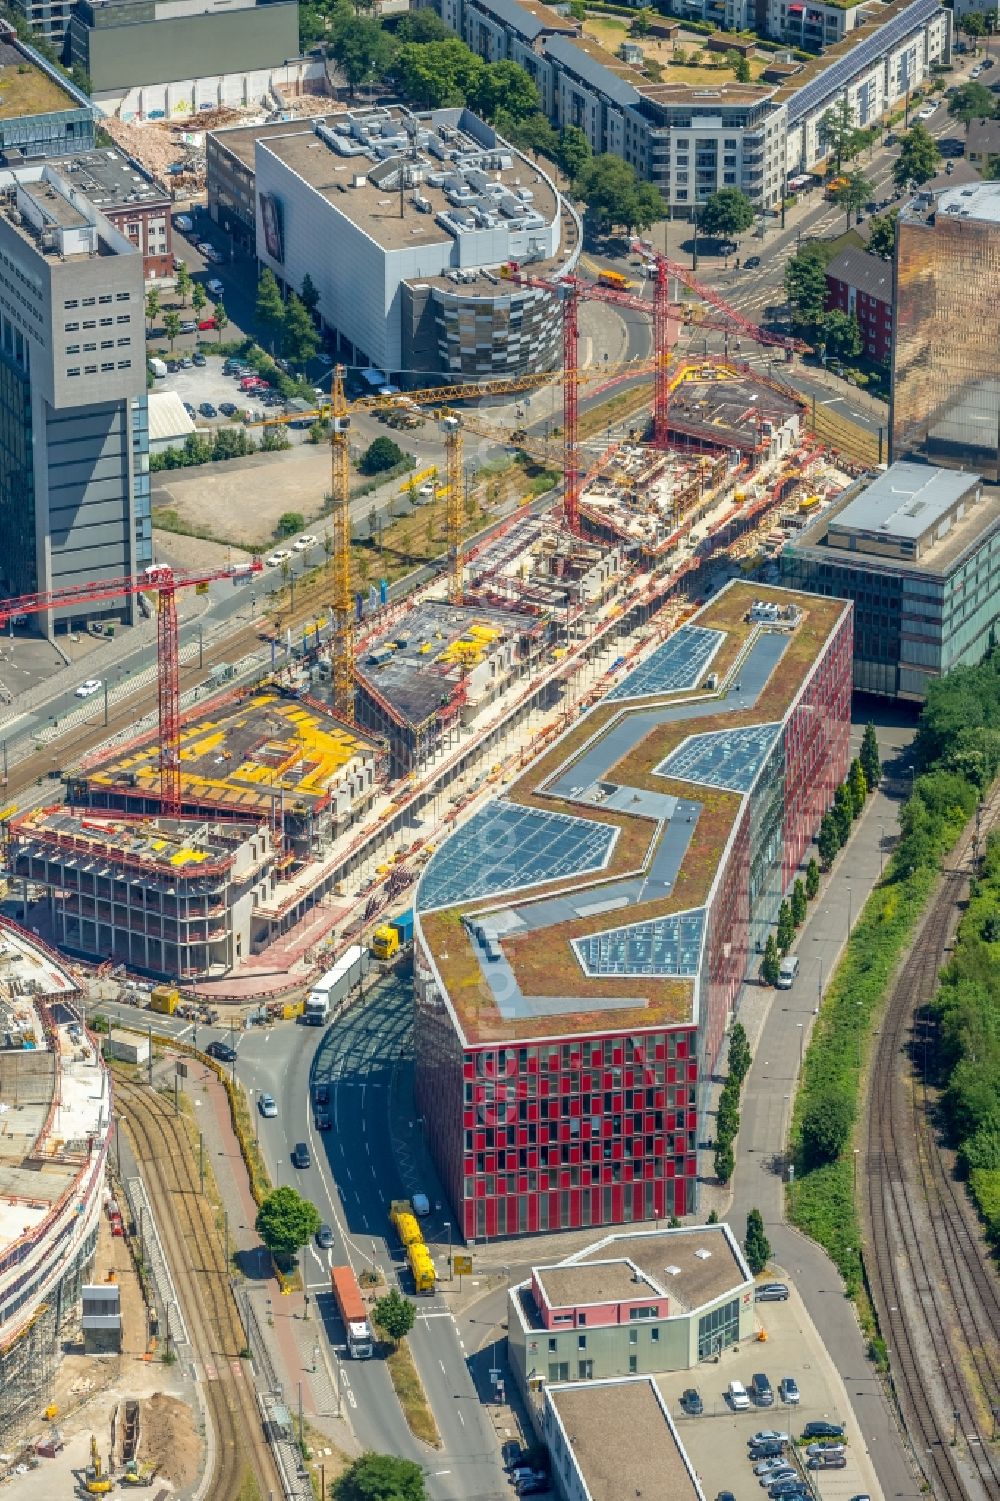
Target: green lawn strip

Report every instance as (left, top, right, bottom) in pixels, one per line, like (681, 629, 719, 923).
(376, 1328, 442, 1448)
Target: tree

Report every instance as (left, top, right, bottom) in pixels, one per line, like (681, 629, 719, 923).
(145, 287, 159, 331)
(861, 722, 881, 790)
(470, 60, 540, 124)
(744, 1207, 771, 1275)
(373, 1287, 416, 1347)
(734, 55, 751, 84)
(256, 267, 285, 352)
(568, 0, 586, 18)
(818, 810, 840, 868)
(830, 167, 873, 229)
(959, 11, 988, 53)
(395, 9, 451, 42)
(212, 302, 229, 343)
(805, 857, 820, 902)
(360, 435, 407, 475)
(392, 38, 485, 109)
(833, 782, 854, 846)
(947, 80, 997, 126)
(698, 188, 754, 257)
(866, 210, 898, 262)
(282, 292, 319, 367)
(820, 97, 861, 172)
(192, 282, 207, 318)
(508, 111, 558, 162)
(714, 1139, 735, 1184)
(163, 310, 181, 351)
(576, 155, 663, 235)
(801, 1090, 853, 1169)
(784, 245, 829, 331)
(985, 153, 1000, 181)
(893, 124, 941, 189)
(820, 308, 863, 362)
(728, 1021, 752, 1085)
(717, 1082, 740, 1142)
(255, 1186, 321, 1261)
(791, 877, 807, 927)
(557, 124, 592, 184)
(760, 933, 781, 986)
(277, 511, 305, 537)
(332, 1452, 426, 1501)
(849, 757, 868, 817)
(330, 14, 396, 97)
(299, 272, 320, 318)
(631, 6, 653, 36)
(776, 899, 794, 956)
(175, 261, 192, 306)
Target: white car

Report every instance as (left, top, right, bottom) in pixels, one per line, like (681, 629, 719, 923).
(75, 678, 102, 698)
(729, 1380, 751, 1411)
(293, 534, 318, 552)
(197, 240, 214, 255)
(266, 549, 292, 567)
(205, 247, 224, 264)
(916, 104, 936, 120)
(206, 278, 225, 297)
(174, 213, 193, 233)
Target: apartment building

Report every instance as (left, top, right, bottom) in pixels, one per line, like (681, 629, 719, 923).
(824, 245, 893, 362)
(0, 163, 150, 628)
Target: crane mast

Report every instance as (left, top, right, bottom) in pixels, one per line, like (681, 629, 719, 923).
(442, 413, 463, 604)
(329, 364, 354, 722)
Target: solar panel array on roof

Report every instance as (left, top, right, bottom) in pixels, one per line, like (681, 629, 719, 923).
(787, 0, 941, 124)
(573, 908, 705, 977)
(655, 722, 782, 793)
(542, 34, 643, 110)
(606, 626, 724, 702)
(417, 800, 618, 912)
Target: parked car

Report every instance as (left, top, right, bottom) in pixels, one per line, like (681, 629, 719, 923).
(266, 549, 292, 567)
(75, 678, 102, 698)
(199, 402, 217, 418)
(258, 1093, 278, 1118)
(205, 1040, 237, 1062)
(206, 247, 224, 264)
(315, 1223, 334, 1249)
(183, 402, 196, 419)
(745, 255, 761, 269)
(681, 1388, 703, 1416)
(802, 1421, 844, 1439)
(760, 1470, 797, 1489)
(293, 534, 318, 552)
(755, 1459, 793, 1477)
(411, 1192, 431, 1216)
(752, 1374, 773, 1407)
(180, 319, 197, 334)
(291, 1141, 311, 1168)
(207, 278, 225, 296)
(174, 213, 193, 232)
(750, 1443, 786, 1460)
(197, 241, 214, 255)
(749, 1433, 790, 1447)
(808, 1454, 846, 1471)
(779, 1378, 799, 1405)
(219, 402, 237, 417)
(515, 1481, 549, 1498)
(314, 1110, 331, 1131)
(192, 352, 207, 367)
(805, 1443, 844, 1458)
(728, 1381, 751, 1411)
(179, 356, 192, 369)
(755, 1283, 789, 1302)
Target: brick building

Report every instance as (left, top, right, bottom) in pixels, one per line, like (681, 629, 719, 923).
(824, 245, 893, 363)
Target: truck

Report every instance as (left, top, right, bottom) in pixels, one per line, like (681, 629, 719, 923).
(149, 985, 179, 1015)
(407, 1241, 436, 1294)
(389, 1198, 423, 1246)
(148, 357, 167, 379)
(304, 944, 369, 1024)
(330, 1265, 374, 1358)
(370, 909, 414, 961)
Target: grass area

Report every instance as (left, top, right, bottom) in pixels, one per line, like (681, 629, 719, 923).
(578, 383, 652, 441)
(380, 1334, 441, 1448)
(0, 59, 75, 118)
(237, 1467, 261, 1501)
(581, 18, 771, 83)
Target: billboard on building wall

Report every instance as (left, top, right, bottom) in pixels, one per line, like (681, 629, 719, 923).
(260, 192, 284, 264)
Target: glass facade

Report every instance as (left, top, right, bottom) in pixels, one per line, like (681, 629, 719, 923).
(0, 323, 37, 597)
(698, 1297, 740, 1359)
(891, 206, 1000, 483)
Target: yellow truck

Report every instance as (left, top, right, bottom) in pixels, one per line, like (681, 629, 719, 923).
(149, 986, 179, 1016)
(390, 1199, 424, 1247)
(370, 924, 400, 961)
(407, 1241, 436, 1294)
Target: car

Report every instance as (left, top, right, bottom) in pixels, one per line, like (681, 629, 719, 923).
(317, 352, 334, 365)
(315, 1223, 335, 1249)
(293, 534, 318, 552)
(808, 1454, 846, 1471)
(174, 213, 193, 232)
(752, 1373, 773, 1407)
(745, 254, 761, 269)
(755, 1459, 794, 1477)
(515, 1481, 548, 1498)
(179, 356, 193, 369)
(166, 359, 180, 373)
(266, 549, 292, 567)
(219, 402, 237, 417)
(291, 1141, 311, 1168)
(206, 247, 224, 264)
(183, 401, 196, 418)
(802, 1421, 844, 1439)
(502, 1441, 525, 1470)
(970, 64, 984, 78)
(197, 240, 214, 255)
(207, 278, 225, 296)
(511, 1468, 547, 1484)
(180, 319, 197, 334)
(848, 1495, 872, 1501)
(75, 677, 102, 698)
(750, 1442, 786, 1459)
(192, 352, 207, 367)
(411, 1191, 431, 1216)
(313, 1082, 330, 1106)
(728, 1381, 751, 1411)
(314, 1110, 331, 1131)
(199, 402, 217, 418)
(779, 1377, 799, 1405)
(205, 1040, 237, 1062)
(982, 58, 994, 69)
(680, 1388, 703, 1416)
(760, 1470, 797, 1489)
(716, 1494, 737, 1501)
(885, 132, 899, 146)
(258, 1093, 277, 1117)
(805, 1443, 844, 1458)
(769, 1487, 808, 1500)
(749, 1432, 790, 1447)
(755, 1283, 789, 1302)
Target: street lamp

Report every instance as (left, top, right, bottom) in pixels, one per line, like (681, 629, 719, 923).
(796, 1022, 804, 1071)
(853, 1148, 860, 1199)
(444, 1220, 452, 1280)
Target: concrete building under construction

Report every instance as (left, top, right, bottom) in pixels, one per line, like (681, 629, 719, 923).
(8, 811, 274, 979)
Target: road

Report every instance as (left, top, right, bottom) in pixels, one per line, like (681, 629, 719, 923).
(232, 973, 506, 1501)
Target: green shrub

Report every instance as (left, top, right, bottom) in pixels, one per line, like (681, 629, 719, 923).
(969, 1167, 1000, 1245)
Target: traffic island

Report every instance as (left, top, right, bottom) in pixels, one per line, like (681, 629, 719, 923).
(373, 1325, 441, 1449)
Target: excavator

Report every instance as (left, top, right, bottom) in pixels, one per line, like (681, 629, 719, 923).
(120, 1459, 158, 1486)
(83, 1434, 112, 1495)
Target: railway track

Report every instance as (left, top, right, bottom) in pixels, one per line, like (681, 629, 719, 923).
(115, 1073, 279, 1501)
(863, 796, 1000, 1501)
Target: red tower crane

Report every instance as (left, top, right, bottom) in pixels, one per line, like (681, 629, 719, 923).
(0, 559, 263, 816)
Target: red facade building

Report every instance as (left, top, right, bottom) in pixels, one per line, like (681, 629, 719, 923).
(824, 246, 893, 365)
(415, 583, 853, 1242)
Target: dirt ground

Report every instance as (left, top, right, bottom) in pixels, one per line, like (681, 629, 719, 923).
(153, 443, 334, 548)
(141, 1393, 203, 1490)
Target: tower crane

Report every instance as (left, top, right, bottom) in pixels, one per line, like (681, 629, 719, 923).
(329, 364, 354, 721)
(441, 413, 463, 605)
(0, 558, 262, 816)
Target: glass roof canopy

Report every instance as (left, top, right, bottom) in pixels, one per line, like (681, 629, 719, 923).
(417, 799, 619, 912)
(655, 722, 782, 794)
(573, 908, 705, 978)
(606, 626, 724, 702)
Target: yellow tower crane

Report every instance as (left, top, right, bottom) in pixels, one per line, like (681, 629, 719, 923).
(329, 364, 354, 722)
(441, 412, 463, 605)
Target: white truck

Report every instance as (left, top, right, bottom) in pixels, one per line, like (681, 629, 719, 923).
(304, 944, 368, 1025)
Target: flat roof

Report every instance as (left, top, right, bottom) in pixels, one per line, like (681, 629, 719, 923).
(210, 113, 331, 172)
(535, 1258, 661, 1309)
(548, 1379, 704, 1501)
(571, 1224, 751, 1314)
(930, 179, 1000, 225)
(417, 581, 850, 1043)
(11, 808, 261, 875)
(639, 80, 772, 107)
(55, 148, 166, 212)
(0, 40, 79, 119)
(832, 461, 980, 540)
(81, 689, 376, 816)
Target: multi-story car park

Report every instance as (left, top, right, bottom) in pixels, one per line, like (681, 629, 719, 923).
(413, 581, 852, 1240)
(251, 105, 580, 381)
(0, 925, 111, 1444)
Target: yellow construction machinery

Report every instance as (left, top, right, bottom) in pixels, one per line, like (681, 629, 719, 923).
(83, 1434, 112, 1494)
(120, 1459, 158, 1486)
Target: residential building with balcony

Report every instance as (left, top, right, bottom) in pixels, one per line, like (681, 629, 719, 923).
(824, 244, 893, 363)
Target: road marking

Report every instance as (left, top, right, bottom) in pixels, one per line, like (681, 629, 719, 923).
(429, 1471, 452, 1478)
(457, 1409, 465, 1426)
(439, 1359, 447, 1374)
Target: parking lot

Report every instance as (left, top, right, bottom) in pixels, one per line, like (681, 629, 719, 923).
(152, 354, 321, 435)
(655, 1287, 882, 1501)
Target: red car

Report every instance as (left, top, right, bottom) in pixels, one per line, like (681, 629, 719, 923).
(239, 375, 264, 390)
(197, 317, 216, 331)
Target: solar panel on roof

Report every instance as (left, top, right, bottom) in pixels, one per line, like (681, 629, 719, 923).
(606, 626, 724, 702)
(655, 722, 781, 793)
(416, 799, 619, 912)
(787, 0, 941, 124)
(573, 908, 706, 978)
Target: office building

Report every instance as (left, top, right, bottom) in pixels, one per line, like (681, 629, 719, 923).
(0, 925, 111, 1444)
(782, 462, 1000, 699)
(891, 181, 1000, 482)
(65, 0, 301, 119)
(508, 1222, 754, 1393)
(0, 23, 93, 161)
(414, 582, 852, 1241)
(824, 245, 893, 363)
(252, 105, 579, 380)
(0, 162, 149, 627)
(544, 1377, 706, 1501)
(53, 147, 173, 282)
